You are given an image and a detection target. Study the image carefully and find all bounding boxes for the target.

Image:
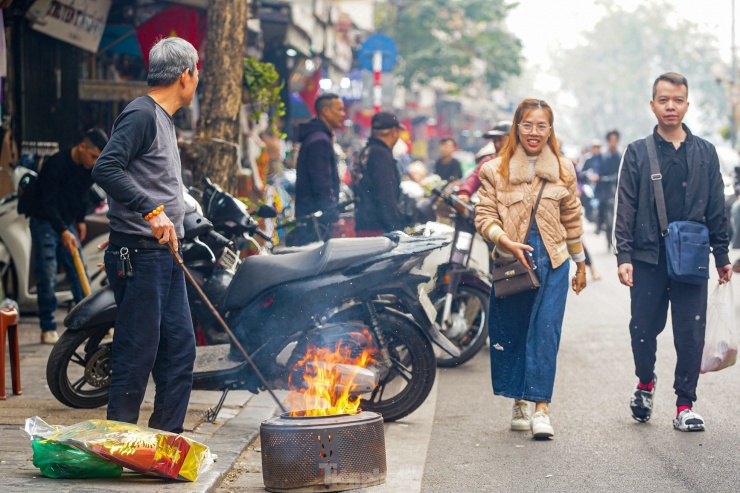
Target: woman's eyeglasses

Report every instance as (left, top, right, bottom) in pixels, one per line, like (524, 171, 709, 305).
(518, 123, 551, 135)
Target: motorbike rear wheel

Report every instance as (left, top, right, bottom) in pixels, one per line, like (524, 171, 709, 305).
(47, 324, 112, 409)
(432, 285, 489, 368)
(328, 306, 436, 422)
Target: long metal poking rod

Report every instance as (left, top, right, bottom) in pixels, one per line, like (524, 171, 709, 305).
(167, 242, 287, 413)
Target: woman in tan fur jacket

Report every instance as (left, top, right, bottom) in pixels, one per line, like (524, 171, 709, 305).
(475, 99, 587, 440)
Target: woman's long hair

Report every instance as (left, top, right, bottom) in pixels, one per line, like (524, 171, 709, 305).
(498, 99, 568, 182)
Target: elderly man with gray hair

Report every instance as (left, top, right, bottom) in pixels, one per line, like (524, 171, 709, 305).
(92, 37, 199, 433)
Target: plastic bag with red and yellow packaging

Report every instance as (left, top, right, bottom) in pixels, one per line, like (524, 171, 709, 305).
(24, 417, 213, 481)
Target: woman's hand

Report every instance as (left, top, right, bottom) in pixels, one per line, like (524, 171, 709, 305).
(571, 262, 587, 295)
(499, 235, 534, 269)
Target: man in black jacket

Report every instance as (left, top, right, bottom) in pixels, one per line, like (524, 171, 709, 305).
(27, 129, 108, 344)
(292, 93, 345, 245)
(614, 72, 731, 432)
(353, 112, 405, 236)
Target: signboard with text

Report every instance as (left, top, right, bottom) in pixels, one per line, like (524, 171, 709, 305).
(27, 0, 112, 53)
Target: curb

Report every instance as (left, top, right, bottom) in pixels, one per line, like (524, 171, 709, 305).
(198, 392, 281, 493)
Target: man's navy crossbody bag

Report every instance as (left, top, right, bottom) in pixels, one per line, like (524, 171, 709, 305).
(646, 135, 710, 285)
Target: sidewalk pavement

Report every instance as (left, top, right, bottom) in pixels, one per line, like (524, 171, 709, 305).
(0, 308, 282, 492)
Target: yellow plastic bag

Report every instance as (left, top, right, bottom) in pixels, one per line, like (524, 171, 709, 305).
(25, 417, 212, 481)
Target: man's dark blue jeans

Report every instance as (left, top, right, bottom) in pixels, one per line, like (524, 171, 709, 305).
(104, 245, 196, 433)
(29, 218, 86, 333)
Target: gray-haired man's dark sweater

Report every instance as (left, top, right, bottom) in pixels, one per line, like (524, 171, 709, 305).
(92, 96, 184, 249)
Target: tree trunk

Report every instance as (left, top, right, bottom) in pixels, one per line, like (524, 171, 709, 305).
(180, 0, 247, 194)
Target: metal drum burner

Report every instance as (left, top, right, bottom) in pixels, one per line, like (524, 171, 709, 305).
(260, 411, 386, 492)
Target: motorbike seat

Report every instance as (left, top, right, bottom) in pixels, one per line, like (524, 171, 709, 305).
(224, 237, 394, 309)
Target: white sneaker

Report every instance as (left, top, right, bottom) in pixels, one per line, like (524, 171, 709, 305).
(531, 408, 554, 439)
(40, 330, 59, 345)
(673, 409, 705, 432)
(511, 399, 531, 431)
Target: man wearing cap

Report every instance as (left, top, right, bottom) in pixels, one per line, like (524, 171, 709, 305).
(457, 121, 511, 203)
(352, 112, 406, 236)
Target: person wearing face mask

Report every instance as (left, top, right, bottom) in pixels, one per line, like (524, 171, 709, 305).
(25, 128, 109, 344)
(475, 98, 586, 440)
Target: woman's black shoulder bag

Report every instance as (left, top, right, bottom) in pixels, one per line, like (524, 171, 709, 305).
(490, 181, 546, 298)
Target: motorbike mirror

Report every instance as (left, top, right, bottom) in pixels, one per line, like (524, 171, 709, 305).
(256, 204, 278, 218)
(202, 176, 221, 191)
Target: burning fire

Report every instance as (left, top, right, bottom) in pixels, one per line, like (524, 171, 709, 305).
(287, 329, 380, 417)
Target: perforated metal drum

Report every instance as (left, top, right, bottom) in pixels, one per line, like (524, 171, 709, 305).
(260, 411, 386, 493)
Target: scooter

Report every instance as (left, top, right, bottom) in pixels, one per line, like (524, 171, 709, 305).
(47, 195, 458, 422)
(0, 165, 109, 313)
(418, 188, 491, 367)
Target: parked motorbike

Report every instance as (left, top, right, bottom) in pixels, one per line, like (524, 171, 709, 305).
(47, 186, 457, 422)
(418, 188, 491, 367)
(0, 165, 109, 313)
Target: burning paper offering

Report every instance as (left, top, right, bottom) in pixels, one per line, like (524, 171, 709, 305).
(24, 417, 213, 481)
(286, 329, 380, 416)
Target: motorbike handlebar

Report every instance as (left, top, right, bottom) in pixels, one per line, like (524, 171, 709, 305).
(207, 229, 234, 249)
(432, 188, 474, 217)
(276, 199, 356, 230)
(254, 229, 272, 242)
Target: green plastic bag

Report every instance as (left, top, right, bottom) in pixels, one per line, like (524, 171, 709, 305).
(31, 438, 123, 479)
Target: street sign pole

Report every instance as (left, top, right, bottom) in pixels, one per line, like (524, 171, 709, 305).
(373, 51, 382, 113)
(359, 34, 397, 114)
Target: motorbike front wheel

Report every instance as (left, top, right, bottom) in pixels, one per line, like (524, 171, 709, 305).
(432, 284, 489, 368)
(328, 306, 437, 422)
(47, 324, 112, 409)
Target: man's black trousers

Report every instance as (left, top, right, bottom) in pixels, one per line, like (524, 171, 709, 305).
(104, 246, 196, 433)
(629, 248, 708, 408)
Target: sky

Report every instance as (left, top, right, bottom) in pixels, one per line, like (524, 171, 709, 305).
(507, 0, 737, 89)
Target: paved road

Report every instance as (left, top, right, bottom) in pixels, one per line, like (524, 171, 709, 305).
(423, 237, 740, 493)
(222, 234, 740, 492)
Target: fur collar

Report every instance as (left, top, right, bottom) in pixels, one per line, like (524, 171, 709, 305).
(508, 144, 560, 185)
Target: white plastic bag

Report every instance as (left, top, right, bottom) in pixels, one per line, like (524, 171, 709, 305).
(700, 282, 738, 373)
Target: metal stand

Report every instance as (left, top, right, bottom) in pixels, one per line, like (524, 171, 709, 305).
(205, 388, 230, 423)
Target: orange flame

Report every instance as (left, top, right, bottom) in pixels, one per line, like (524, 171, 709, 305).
(287, 329, 379, 416)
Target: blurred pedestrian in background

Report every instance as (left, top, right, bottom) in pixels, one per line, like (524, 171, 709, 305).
(457, 121, 511, 203)
(592, 130, 621, 237)
(293, 93, 345, 245)
(24, 129, 108, 344)
(352, 112, 406, 236)
(433, 137, 463, 181)
(476, 98, 586, 439)
(580, 139, 602, 223)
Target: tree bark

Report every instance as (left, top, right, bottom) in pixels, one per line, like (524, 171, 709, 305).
(180, 0, 247, 194)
